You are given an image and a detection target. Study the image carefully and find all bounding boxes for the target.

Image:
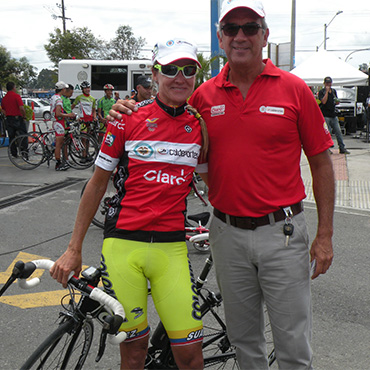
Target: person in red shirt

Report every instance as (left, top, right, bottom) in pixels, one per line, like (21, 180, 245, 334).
(1, 82, 27, 157)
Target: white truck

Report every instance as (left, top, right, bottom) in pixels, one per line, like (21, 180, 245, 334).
(58, 59, 152, 100)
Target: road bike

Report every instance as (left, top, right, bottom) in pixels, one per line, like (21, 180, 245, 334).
(0, 259, 126, 369)
(62, 120, 99, 170)
(7, 132, 52, 170)
(0, 248, 276, 369)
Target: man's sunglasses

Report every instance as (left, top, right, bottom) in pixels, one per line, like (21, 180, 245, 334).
(221, 22, 263, 37)
(154, 64, 197, 79)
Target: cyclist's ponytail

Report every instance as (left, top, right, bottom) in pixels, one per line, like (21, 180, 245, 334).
(186, 105, 209, 162)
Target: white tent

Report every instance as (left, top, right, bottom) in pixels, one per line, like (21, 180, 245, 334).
(290, 50, 369, 86)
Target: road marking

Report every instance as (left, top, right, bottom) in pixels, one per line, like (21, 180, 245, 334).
(0, 251, 95, 309)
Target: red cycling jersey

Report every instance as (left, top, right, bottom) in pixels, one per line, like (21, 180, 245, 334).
(95, 97, 202, 242)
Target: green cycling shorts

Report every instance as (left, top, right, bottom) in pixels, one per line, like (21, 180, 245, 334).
(100, 238, 203, 346)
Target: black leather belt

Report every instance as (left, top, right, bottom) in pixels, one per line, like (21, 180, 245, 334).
(213, 202, 303, 230)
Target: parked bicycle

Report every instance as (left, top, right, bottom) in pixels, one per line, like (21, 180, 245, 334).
(7, 131, 53, 170)
(0, 259, 126, 369)
(62, 120, 99, 170)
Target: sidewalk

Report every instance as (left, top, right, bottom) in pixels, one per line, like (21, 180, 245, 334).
(1, 133, 370, 210)
(301, 133, 370, 209)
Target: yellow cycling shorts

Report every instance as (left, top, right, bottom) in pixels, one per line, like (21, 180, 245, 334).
(100, 238, 203, 346)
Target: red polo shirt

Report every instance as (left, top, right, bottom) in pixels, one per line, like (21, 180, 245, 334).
(189, 59, 333, 217)
(1, 90, 24, 116)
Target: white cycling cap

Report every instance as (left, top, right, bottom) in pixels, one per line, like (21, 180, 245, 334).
(152, 38, 201, 68)
(55, 81, 68, 89)
(219, 0, 265, 22)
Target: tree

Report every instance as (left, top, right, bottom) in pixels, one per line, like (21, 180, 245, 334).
(104, 25, 146, 60)
(44, 27, 104, 67)
(0, 45, 37, 89)
(195, 54, 227, 90)
(29, 69, 58, 90)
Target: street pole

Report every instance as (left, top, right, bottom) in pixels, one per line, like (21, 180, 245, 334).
(323, 11, 343, 50)
(290, 0, 296, 70)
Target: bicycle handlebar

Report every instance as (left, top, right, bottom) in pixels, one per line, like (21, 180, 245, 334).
(18, 259, 127, 344)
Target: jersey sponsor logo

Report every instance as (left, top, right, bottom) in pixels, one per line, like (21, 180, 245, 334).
(156, 147, 199, 160)
(187, 329, 203, 342)
(105, 132, 116, 146)
(109, 120, 126, 130)
(127, 140, 200, 167)
(259, 106, 285, 115)
(211, 104, 225, 117)
(146, 118, 158, 132)
(143, 169, 192, 186)
(134, 143, 154, 158)
(184, 125, 192, 133)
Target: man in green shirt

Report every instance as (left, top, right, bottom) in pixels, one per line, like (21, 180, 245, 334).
(97, 84, 115, 142)
(62, 84, 74, 114)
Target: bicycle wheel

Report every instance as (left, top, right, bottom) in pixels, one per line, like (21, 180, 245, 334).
(63, 133, 99, 169)
(80, 177, 116, 229)
(21, 317, 94, 370)
(8, 134, 45, 170)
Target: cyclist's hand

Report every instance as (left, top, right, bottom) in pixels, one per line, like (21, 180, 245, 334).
(67, 113, 76, 119)
(107, 99, 137, 121)
(50, 248, 82, 288)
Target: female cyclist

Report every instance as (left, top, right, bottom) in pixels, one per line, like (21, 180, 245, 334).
(50, 37, 207, 370)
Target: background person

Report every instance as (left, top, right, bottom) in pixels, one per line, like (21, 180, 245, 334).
(133, 76, 153, 102)
(97, 84, 115, 143)
(50, 37, 207, 370)
(108, 1, 336, 368)
(50, 81, 76, 171)
(1, 81, 27, 157)
(72, 81, 96, 125)
(318, 76, 350, 154)
(62, 84, 74, 114)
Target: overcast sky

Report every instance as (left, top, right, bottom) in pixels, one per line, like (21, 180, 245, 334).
(1, 0, 370, 73)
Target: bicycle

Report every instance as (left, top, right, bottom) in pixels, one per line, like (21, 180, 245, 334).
(0, 258, 126, 369)
(145, 235, 276, 369)
(62, 120, 99, 170)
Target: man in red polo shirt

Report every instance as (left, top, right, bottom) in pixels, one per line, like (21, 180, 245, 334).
(1, 81, 27, 157)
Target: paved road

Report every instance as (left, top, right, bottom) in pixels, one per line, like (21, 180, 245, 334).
(1, 136, 370, 369)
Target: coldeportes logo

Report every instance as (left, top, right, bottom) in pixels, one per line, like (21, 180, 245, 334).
(134, 143, 154, 158)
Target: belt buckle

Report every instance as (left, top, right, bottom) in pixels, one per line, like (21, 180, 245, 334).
(250, 218, 257, 230)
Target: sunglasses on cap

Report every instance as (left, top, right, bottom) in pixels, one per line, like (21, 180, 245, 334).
(154, 64, 197, 79)
(221, 22, 263, 37)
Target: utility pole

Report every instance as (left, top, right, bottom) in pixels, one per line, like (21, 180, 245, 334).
(290, 0, 296, 70)
(55, 0, 72, 34)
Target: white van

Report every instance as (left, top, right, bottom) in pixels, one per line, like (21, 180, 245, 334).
(58, 59, 152, 100)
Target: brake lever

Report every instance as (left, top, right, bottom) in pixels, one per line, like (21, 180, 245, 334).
(95, 327, 108, 363)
